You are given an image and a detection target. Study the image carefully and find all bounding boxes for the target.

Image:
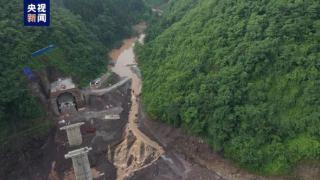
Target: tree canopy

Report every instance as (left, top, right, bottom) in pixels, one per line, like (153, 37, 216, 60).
(137, 0, 320, 175)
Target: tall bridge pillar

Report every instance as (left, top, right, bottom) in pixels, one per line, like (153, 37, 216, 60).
(65, 147, 93, 180)
(60, 122, 85, 146)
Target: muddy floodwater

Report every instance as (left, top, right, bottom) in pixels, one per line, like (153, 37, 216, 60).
(108, 24, 166, 179)
(110, 34, 145, 96)
(107, 24, 224, 180)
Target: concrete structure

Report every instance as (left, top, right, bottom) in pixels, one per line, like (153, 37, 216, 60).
(60, 122, 85, 146)
(50, 78, 85, 115)
(65, 147, 93, 180)
(104, 114, 120, 120)
(49, 77, 131, 115)
(84, 77, 131, 97)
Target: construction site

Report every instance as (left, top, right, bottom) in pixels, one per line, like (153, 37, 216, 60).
(1, 23, 318, 180)
(0, 27, 221, 179)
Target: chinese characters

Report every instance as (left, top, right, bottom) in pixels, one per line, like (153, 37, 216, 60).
(24, 0, 50, 26)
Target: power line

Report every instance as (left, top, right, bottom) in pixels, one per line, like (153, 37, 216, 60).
(0, 122, 53, 145)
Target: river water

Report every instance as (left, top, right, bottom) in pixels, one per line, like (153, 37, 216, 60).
(105, 24, 232, 180)
(110, 34, 145, 96)
(109, 25, 163, 149)
(108, 24, 168, 179)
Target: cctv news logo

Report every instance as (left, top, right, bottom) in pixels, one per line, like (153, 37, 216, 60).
(24, 0, 50, 26)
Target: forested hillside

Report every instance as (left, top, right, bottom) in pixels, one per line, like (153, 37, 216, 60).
(0, 0, 146, 146)
(144, 0, 198, 42)
(137, 0, 320, 175)
(144, 0, 168, 8)
(64, 0, 147, 48)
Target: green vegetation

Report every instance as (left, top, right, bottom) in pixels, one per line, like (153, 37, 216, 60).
(137, 0, 320, 175)
(144, 0, 168, 8)
(0, 0, 146, 146)
(64, 0, 147, 48)
(144, 0, 198, 42)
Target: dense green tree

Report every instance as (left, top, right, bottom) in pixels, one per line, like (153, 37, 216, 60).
(137, 0, 320, 175)
(64, 0, 147, 48)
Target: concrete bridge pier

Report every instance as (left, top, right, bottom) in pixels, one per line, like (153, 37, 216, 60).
(65, 147, 93, 180)
(60, 122, 85, 146)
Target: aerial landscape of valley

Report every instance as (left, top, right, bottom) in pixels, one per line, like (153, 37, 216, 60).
(0, 0, 319, 179)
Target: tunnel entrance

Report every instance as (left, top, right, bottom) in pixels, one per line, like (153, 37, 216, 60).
(50, 78, 85, 115)
(56, 92, 78, 114)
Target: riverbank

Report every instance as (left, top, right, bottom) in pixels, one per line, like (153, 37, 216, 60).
(109, 22, 223, 179)
(111, 22, 319, 180)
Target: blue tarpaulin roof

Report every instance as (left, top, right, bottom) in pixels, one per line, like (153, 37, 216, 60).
(31, 44, 55, 57)
(23, 66, 35, 80)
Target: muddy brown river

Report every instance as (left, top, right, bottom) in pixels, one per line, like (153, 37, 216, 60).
(110, 28, 163, 151)
(107, 24, 224, 180)
(108, 25, 166, 179)
(110, 33, 145, 108)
